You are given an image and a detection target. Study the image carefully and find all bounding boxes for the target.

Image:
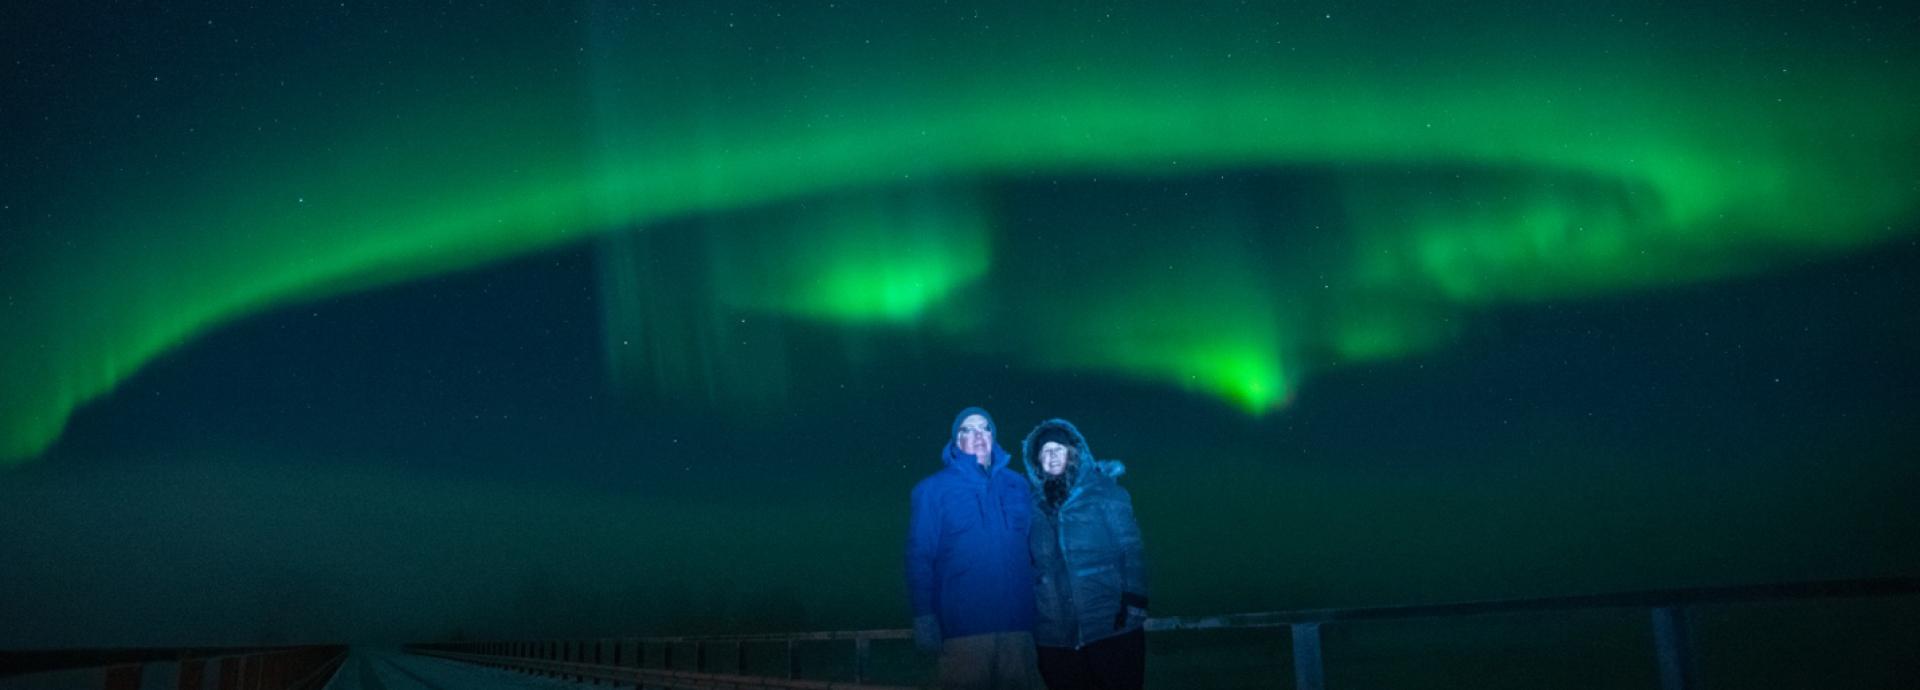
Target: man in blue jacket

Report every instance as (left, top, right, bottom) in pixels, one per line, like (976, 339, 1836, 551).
(906, 406, 1041, 689)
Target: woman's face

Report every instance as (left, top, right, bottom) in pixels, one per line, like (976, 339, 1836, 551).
(1040, 441, 1071, 476)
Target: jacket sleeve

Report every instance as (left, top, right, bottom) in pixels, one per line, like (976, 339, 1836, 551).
(1111, 488, 1150, 609)
(905, 482, 942, 618)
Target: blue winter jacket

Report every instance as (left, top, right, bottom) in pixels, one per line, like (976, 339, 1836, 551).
(1024, 419, 1149, 649)
(905, 440, 1037, 638)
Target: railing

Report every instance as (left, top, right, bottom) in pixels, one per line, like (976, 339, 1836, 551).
(416, 576, 1920, 690)
(413, 629, 913, 689)
(0, 645, 347, 690)
(1144, 576, 1920, 690)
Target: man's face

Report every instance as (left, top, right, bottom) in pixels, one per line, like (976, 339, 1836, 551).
(955, 414, 993, 462)
(1040, 441, 1070, 476)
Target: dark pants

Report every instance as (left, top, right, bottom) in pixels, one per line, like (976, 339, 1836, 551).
(1035, 629, 1145, 690)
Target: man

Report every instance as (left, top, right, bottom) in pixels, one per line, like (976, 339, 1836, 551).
(906, 406, 1041, 689)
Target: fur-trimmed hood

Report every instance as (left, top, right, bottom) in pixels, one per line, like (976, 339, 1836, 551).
(1021, 418, 1125, 491)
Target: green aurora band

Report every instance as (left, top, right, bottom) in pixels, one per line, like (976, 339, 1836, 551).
(3, 2, 1917, 464)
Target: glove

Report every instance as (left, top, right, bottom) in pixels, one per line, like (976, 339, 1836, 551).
(913, 614, 942, 653)
(1115, 592, 1150, 630)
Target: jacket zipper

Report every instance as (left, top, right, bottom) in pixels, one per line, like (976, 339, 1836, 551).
(1057, 496, 1082, 649)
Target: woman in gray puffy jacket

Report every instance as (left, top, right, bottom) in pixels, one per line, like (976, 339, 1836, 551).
(1022, 419, 1149, 690)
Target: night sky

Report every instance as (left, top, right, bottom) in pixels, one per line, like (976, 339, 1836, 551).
(3, 1, 1918, 654)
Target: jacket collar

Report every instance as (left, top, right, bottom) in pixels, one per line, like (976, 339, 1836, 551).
(942, 440, 1012, 480)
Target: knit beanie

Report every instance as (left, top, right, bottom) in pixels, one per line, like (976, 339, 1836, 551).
(951, 406, 995, 439)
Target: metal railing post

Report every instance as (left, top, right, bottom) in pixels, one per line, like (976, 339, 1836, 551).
(1651, 606, 1698, 690)
(695, 641, 706, 672)
(736, 641, 747, 674)
(855, 636, 872, 684)
(1292, 622, 1325, 690)
(786, 639, 798, 679)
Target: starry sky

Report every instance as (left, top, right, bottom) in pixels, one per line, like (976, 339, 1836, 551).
(2, 1, 1918, 654)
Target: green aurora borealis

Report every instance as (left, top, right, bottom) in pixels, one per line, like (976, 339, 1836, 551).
(4, 6, 1920, 672)
(4, 1, 1918, 466)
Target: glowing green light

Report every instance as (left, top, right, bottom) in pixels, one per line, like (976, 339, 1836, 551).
(4, 3, 1917, 463)
(707, 187, 991, 324)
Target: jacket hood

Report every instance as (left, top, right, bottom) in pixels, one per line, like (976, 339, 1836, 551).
(951, 406, 996, 439)
(1022, 418, 1124, 489)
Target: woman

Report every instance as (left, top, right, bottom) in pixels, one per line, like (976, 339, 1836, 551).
(1022, 419, 1149, 690)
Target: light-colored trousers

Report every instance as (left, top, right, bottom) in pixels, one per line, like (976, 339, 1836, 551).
(939, 631, 1043, 690)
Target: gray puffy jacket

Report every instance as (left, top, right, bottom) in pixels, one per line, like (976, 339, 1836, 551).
(1023, 419, 1149, 649)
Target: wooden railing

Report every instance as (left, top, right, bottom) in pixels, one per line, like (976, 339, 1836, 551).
(0, 645, 347, 690)
(414, 576, 1920, 690)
